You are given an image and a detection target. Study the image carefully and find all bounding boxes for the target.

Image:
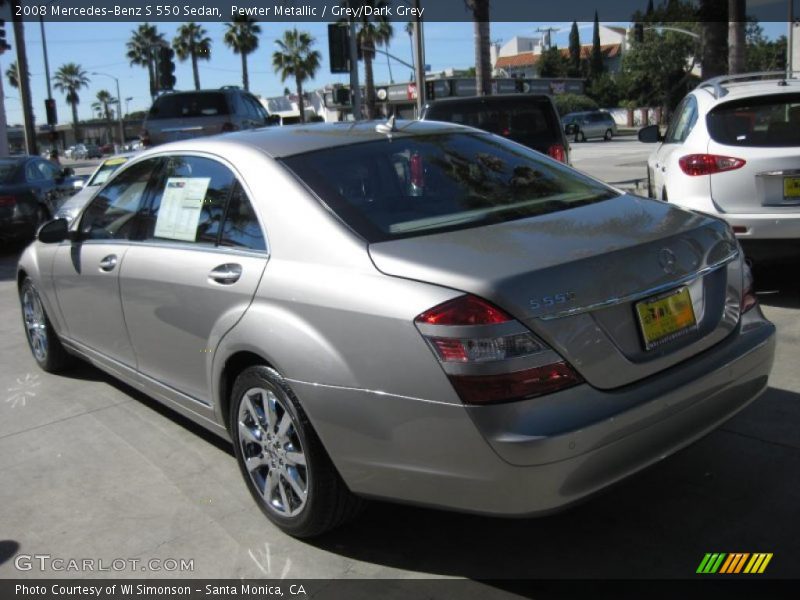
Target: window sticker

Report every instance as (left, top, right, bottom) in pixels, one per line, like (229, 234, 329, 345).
(153, 177, 211, 242)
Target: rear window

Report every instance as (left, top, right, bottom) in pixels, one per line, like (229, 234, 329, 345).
(0, 161, 19, 184)
(424, 100, 560, 142)
(148, 93, 230, 120)
(707, 93, 800, 147)
(282, 132, 616, 242)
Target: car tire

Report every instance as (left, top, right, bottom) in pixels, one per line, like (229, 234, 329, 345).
(574, 131, 585, 143)
(35, 205, 50, 227)
(19, 277, 75, 373)
(604, 129, 613, 141)
(230, 365, 364, 538)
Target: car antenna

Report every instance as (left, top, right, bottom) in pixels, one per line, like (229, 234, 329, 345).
(375, 114, 398, 136)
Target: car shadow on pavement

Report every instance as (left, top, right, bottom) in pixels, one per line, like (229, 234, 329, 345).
(754, 264, 800, 309)
(0, 245, 24, 282)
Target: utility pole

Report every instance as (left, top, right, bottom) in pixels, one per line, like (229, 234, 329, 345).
(12, 0, 36, 155)
(0, 63, 9, 156)
(789, 0, 795, 77)
(413, 0, 426, 114)
(347, 16, 362, 120)
(536, 26, 558, 49)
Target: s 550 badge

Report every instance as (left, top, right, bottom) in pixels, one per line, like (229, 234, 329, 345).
(530, 291, 576, 310)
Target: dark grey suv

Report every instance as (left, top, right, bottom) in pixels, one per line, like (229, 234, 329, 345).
(142, 87, 272, 146)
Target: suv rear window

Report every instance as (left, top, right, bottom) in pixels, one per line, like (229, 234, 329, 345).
(424, 99, 560, 145)
(282, 132, 615, 242)
(707, 93, 800, 147)
(148, 93, 230, 119)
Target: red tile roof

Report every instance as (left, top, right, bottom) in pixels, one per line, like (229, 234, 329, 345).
(495, 43, 622, 69)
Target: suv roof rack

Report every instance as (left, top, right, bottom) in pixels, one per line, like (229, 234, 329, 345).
(698, 71, 792, 99)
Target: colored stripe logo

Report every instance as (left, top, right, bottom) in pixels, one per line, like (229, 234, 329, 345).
(697, 553, 773, 574)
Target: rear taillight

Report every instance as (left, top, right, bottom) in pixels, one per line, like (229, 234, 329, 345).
(678, 154, 745, 176)
(415, 294, 583, 405)
(221, 122, 239, 132)
(547, 144, 567, 163)
(741, 261, 758, 314)
(0, 195, 16, 208)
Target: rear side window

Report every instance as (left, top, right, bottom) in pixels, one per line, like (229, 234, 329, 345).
(707, 93, 800, 147)
(220, 183, 266, 250)
(148, 93, 230, 119)
(283, 132, 615, 242)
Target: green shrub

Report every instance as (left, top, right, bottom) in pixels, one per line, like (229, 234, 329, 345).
(552, 94, 599, 116)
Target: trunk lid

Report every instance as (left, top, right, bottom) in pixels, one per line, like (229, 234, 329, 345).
(369, 194, 742, 389)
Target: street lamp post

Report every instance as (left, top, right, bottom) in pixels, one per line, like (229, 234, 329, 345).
(92, 72, 125, 151)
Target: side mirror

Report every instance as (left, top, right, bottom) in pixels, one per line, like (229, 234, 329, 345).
(564, 123, 578, 135)
(638, 124, 663, 143)
(37, 218, 69, 244)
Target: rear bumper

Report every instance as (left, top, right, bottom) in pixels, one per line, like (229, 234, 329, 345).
(723, 212, 800, 240)
(295, 309, 775, 516)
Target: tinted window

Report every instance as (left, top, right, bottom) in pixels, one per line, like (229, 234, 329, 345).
(707, 93, 800, 147)
(0, 161, 19, 184)
(37, 160, 60, 180)
(664, 96, 697, 144)
(148, 93, 230, 119)
(141, 156, 235, 245)
(25, 162, 44, 182)
(283, 132, 615, 243)
(220, 183, 266, 250)
(80, 159, 159, 240)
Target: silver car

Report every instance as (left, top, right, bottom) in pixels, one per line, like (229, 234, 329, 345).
(17, 120, 775, 538)
(55, 153, 137, 223)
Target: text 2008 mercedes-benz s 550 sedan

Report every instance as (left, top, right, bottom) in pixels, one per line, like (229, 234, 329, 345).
(17, 120, 775, 537)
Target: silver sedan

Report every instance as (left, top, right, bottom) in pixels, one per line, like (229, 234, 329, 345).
(17, 120, 775, 537)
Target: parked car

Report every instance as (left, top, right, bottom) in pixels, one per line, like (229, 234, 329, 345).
(141, 87, 272, 146)
(0, 156, 77, 244)
(55, 153, 136, 223)
(562, 110, 618, 142)
(83, 144, 102, 159)
(640, 73, 800, 262)
(421, 94, 571, 163)
(19, 120, 775, 538)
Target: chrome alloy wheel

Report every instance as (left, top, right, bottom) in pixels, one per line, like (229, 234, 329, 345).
(237, 387, 308, 517)
(22, 286, 48, 363)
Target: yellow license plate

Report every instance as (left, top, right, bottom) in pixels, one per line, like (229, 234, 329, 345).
(784, 177, 800, 198)
(635, 287, 697, 350)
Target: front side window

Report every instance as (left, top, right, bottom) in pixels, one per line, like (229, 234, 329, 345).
(283, 132, 617, 242)
(664, 96, 698, 144)
(80, 159, 161, 240)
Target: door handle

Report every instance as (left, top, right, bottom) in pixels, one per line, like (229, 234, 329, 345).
(209, 263, 242, 285)
(99, 255, 118, 272)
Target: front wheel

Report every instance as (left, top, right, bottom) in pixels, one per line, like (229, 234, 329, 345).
(19, 278, 75, 372)
(230, 365, 363, 537)
(574, 130, 585, 143)
(604, 129, 613, 141)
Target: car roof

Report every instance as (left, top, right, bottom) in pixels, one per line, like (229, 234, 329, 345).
(137, 119, 478, 159)
(694, 76, 800, 104)
(426, 93, 551, 107)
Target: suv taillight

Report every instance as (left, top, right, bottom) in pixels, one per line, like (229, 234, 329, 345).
(415, 294, 583, 405)
(679, 154, 745, 176)
(548, 144, 567, 163)
(0, 195, 16, 208)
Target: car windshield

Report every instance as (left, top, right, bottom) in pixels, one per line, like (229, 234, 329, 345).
(707, 93, 800, 147)
(148, 93, 229, 119)
(89, 157, 130, 186)
(0, 161, 19, 183)
(282, 132, 617, 242)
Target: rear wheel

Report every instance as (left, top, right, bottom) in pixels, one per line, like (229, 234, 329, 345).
(574, 130, 585, 143)
(19, 278, 75, 372)
(604, 129, 613, 141)
(230, 365, 363, 537)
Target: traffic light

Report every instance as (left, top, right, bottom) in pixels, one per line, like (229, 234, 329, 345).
(425, 81, 435, 101)
(45, 99, 57, 126)
(634, 23, 644, 44)
(328, 24, 349, 74)
(157, 47, 176, 91)
(0, 19, 10, 55)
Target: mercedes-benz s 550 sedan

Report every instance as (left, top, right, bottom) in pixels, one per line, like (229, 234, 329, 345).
(17, 120, 775, 537)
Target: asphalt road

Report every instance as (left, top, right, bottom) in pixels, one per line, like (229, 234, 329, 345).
(0, 139, 798, 584)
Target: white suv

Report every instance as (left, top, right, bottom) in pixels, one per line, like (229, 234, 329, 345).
(639, 73, 800, 262)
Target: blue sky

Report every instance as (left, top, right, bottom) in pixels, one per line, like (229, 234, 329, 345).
(1, 20, 789, 126)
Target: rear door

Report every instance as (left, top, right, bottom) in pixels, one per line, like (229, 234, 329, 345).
(706, 92, 800, 213)
(651, 95, 698, 198)
(119, 155, 268, 404)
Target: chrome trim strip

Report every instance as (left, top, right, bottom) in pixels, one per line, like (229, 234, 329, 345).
(284, 379, 464, 407)
(415, 320, 529, 339)
(538, 249, 739, 321)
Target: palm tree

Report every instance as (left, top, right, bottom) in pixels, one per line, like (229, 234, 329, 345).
(224, 16, 261, 92)
(5, 61, 25, 89)
(465, 0, 491, 96)
(272, 28, 321, 124)
(92, 89, 116, 143)
(126, 23, 165, 100)
(173, 22, 212, 91)
(53, 63, 90, 143)
(354, 1, 394, 119)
